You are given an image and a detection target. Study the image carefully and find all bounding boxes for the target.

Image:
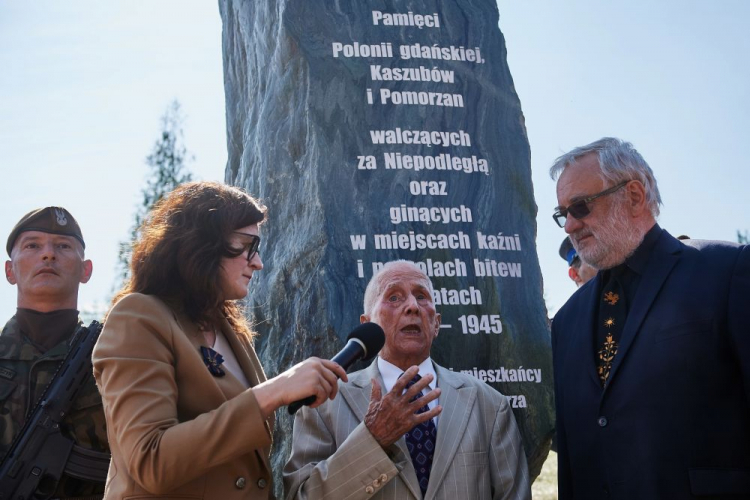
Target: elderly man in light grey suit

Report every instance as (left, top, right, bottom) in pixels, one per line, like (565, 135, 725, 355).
(284, 260, 530, 500)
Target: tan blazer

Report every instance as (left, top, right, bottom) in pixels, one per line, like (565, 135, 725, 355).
(283, 359, 530, 500)
(93, 293, 274, 499)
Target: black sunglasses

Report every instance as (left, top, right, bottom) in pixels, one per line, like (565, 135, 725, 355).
(553, 181, 629, 228)
(231, 233, 261, 262)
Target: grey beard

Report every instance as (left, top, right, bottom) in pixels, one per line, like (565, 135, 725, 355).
(575, 199, 644, 270)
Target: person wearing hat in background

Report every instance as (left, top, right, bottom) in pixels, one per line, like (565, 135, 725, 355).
(0, 207, 109, 497)
(560, 235, 691, 290)
(559, 236, 597, 287)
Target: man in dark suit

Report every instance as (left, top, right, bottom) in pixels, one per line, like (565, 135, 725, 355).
(549, 137, 750, 499)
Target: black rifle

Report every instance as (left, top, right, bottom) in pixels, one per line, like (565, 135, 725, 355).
(0, 320, 105, 499)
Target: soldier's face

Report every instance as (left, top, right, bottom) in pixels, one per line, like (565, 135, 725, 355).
(5, 231, 92, 308)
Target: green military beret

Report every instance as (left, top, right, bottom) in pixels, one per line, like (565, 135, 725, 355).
(6, 207, 85, 256)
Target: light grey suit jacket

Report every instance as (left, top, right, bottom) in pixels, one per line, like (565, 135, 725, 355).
(283, 359, 530, 500)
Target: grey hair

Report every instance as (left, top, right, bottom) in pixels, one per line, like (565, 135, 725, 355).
(363, 260, 435, 316)
(549, 137, 662, 217)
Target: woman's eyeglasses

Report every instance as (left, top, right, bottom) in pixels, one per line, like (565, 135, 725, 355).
(231, 233, 261, 262)
(553, 181, 628, 228)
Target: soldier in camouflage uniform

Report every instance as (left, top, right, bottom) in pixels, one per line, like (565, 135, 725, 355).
(0, 207, 109, 498)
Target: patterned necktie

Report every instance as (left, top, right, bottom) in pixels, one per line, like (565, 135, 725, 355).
(403, 374, 437, 496)
(596, 269, 627, 387)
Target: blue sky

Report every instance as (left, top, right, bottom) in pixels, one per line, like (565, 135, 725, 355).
(1, 1, 747, 321)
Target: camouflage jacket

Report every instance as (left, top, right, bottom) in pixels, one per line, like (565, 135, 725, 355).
(0, 315, 109, 496)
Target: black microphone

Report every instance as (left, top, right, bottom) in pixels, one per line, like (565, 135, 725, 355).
(288, 322, 385, 414)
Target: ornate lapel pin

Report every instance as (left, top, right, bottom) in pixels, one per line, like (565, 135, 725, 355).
(201, 346, 226, 377)
(603, 291, 619, 305)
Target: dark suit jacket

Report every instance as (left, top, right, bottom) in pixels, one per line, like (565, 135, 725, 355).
(552, 228, 750, 499)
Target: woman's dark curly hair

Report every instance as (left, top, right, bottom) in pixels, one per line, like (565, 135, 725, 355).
(112, 181, 266, 338)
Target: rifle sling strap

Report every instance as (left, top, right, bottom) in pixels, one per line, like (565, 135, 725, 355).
(62, 444, 110, 483)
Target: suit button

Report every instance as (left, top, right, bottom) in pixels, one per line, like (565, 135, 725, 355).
(235, 477, 246, 489)
(598, 416, 608, 427)
(365, 485, 375, 494)
(257, 478, 268, 489)
(379, 473, 388, 482)
(373, 479, 380, 487)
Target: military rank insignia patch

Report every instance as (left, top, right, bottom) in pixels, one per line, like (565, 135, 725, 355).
(54, 207, 68, 226)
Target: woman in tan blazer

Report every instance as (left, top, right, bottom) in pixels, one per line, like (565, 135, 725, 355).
(93, 182, 346, 499)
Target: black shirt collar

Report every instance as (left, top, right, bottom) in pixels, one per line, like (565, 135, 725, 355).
(622, 223, 662, 276)
(15, 308, 80, 353)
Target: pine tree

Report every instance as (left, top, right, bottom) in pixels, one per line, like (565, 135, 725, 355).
(116, 100, 193, 286)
